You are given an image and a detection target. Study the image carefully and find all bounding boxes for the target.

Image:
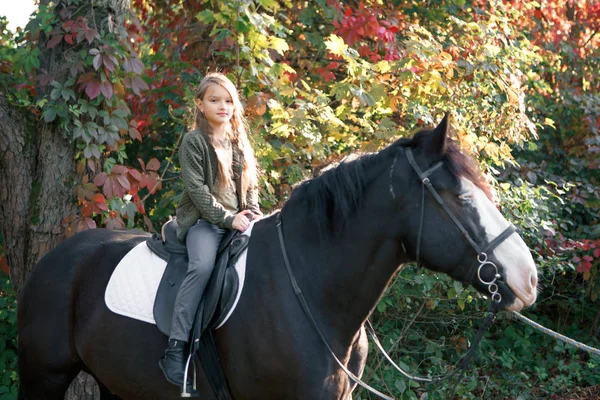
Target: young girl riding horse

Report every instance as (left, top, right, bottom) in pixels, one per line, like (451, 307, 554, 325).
(159, 72, 262, 388)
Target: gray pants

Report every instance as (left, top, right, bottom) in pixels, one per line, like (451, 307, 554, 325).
(169, 219, 226, 342)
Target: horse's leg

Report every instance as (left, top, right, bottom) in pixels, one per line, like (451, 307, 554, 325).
(17, 350, 81, 400)
(18, 277, 82, 399)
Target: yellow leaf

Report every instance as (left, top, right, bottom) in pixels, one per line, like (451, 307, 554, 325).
(375, 60, 392, 73)
(325, 34, 347, 56)
(270, 37, 289, 55)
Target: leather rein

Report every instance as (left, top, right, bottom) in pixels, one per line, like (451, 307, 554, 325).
(276, 147, 517, 399)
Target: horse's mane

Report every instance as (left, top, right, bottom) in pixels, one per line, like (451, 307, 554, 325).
(283, 150, 378, 237)
(283, 129, 492, 237)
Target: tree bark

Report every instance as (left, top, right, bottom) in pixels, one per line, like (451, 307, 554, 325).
(1, 0, 131, 398)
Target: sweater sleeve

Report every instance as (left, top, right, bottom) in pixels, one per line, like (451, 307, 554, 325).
(180, 136, 235, 229)
(246, 185, 262, 217)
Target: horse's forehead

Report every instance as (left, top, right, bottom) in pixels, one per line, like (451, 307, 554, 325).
(461, 178, 507, 238)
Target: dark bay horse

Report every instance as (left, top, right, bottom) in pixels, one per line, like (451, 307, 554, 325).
(17, 115, 538, 399)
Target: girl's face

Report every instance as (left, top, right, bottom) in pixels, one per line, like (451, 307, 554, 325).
(197, 84, 235, 131)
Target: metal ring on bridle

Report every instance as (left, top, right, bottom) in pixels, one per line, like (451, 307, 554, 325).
(477, 252, 488, 264)
(477, 259, 503, 303)
(477, 260, 499, 285)
(488, 283, 498, 294)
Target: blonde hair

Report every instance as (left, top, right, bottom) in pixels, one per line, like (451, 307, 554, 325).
(192, 72, 258, 204)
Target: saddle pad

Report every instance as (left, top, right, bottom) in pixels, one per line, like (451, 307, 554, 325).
(104, 222, 254, 329)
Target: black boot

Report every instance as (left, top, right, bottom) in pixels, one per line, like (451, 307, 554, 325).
(159, 339, 187, 386)
(159, 340, 201, 397)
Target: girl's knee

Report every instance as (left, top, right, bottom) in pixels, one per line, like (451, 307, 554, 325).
(187, 258, 215, 277)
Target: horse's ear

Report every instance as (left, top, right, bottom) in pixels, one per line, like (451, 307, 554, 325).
(429, 112, 450, 156)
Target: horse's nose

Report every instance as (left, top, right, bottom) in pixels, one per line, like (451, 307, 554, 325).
(530, 272, 538, 289)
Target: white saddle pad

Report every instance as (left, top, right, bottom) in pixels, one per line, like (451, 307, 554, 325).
(104, 222, 254, 330)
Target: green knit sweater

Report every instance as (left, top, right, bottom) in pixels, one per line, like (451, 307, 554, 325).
(176, 129, 261, 240)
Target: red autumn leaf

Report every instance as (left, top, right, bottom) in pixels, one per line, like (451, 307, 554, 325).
(137, 157, 146, 170)
(77, 25, 99, 44)
(124, 57, 145, 74)
(100, 81, 113, 98)
(58, 7, 72, 19)
(47, 34, 63, 49)
(85, 79, 102, 99)
(81, 201, 95, 217)
(127, 75, 149, 95)
(146, 158, 160, 171)
(87, 158, 96, 173)
(128, 126, 142, 141)
(594, 248, 600, 258)
(94, 172, 108, 186)
(104, 54, 118, 72)
(116, 174, 131, 191)
(77, 72, 95, 92)
(105, 213, 125, 229)
(112, 165, 128, 174)
(0, 254, 9, 274)
(110, 178, 127, 198)
(75, 182, 97, 202)
(128, 168, 142, 181)
(140, 171, 160, 192)
(84, 217, 97, 230)
(128, 184, 139, 196)
(92, 193, 109, 211)
(576, 260, 593, 273)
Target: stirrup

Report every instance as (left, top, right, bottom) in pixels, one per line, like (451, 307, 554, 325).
(180, 352, 199, 398)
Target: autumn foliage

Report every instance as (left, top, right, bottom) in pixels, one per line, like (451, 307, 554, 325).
(1, 0, 599, 397)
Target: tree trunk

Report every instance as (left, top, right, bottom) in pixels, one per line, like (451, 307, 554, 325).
(1, 0, 131, 398)
(0, 103, 79, 290)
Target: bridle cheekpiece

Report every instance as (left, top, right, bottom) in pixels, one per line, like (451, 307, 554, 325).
(391, 147, 517, 304)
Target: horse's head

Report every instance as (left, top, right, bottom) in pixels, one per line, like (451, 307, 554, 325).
(391, 114, 537, 311)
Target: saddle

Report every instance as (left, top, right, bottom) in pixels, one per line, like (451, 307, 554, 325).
(146, 218, 249, 338)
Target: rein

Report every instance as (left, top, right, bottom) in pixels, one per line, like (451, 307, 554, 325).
(275, 147, 521, 399)
(276, 213, 396, 400)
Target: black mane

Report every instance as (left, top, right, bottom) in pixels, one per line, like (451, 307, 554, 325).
(282, 130, 490, 238)
(282, 146, 387, 238)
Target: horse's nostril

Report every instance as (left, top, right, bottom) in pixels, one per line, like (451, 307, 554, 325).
(530, 273, 538, 289)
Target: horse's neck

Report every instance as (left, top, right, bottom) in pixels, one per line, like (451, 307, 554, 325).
(283, 215, 408, 344)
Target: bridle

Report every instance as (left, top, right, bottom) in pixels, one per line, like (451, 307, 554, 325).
(400, 147, 517, 303)
(276, 146, 518, 399)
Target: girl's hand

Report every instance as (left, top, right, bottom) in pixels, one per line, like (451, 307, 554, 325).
(232, 210, 252, 232)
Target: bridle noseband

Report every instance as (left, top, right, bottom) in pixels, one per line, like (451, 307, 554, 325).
(398, 147, 517, 303)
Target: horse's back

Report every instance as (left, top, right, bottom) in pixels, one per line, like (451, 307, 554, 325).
(19, 228, 148, 308)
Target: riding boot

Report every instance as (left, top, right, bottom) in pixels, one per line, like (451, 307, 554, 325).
(159, 339, 187, 386)
(158, 340, 200, 398)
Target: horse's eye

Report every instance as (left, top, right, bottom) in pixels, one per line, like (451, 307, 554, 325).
(458, 193, 472, 201)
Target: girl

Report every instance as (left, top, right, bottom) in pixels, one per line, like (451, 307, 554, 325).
(159, 72, 261, 388)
